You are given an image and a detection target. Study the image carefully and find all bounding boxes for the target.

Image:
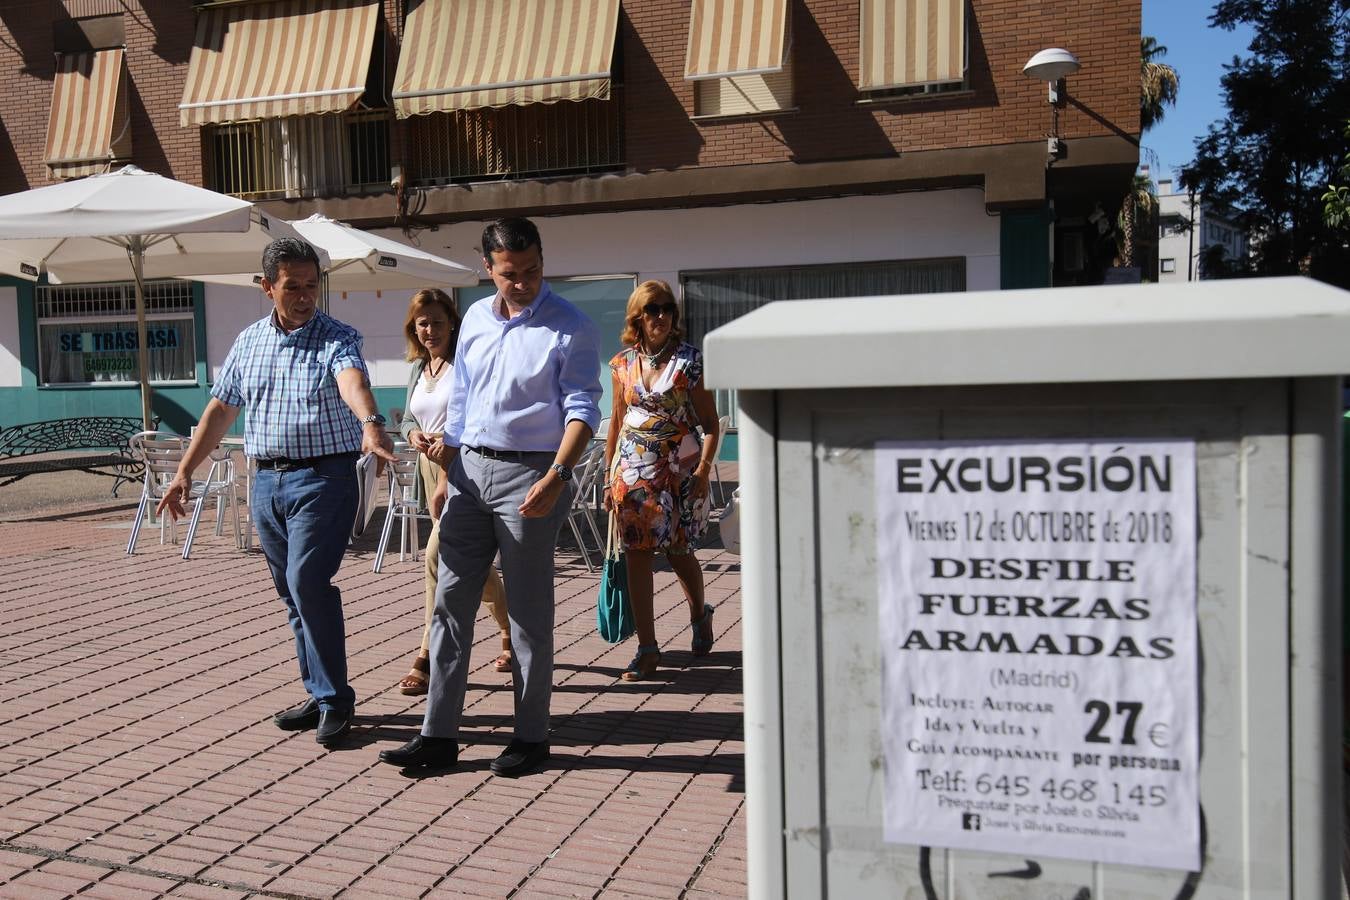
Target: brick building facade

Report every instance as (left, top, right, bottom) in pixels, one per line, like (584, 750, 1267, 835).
(0, 0, 1140, 429)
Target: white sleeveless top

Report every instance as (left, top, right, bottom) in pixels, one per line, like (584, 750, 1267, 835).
(408, 361, 454, 433)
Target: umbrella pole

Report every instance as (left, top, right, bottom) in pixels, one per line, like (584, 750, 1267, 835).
(128, 236, 153, 430)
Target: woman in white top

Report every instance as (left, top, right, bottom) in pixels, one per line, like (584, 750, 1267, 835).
(395, 288, 510, 694)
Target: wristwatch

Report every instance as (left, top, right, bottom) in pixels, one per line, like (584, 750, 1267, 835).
(359, 413, 387, 427)
(550, 462, 573, 482)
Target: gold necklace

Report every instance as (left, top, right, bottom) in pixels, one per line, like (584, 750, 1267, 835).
(640, 339, 670, 368)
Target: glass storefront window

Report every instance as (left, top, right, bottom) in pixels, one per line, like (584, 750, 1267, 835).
(37, 280, 196, 386)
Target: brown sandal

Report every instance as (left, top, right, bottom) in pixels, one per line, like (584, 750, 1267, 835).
(493, 634, 513, 673)
(399, 653, 429, 695)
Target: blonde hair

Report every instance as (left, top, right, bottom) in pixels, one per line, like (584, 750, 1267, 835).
(402, 288, 460, 363)
(620, 280, 683, 347)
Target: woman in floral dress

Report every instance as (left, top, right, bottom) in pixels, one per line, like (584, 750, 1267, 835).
(603, 281, 721, 680)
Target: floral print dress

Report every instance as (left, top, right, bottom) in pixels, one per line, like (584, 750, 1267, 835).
(608, 342, 710, 553)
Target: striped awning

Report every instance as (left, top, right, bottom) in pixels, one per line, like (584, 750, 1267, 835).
(859, 0, 966, 90)
(393, 0, 621, 117)
(44, 48, 132, 180)
(684, 0, 790, 80)
(179, 0, 379, 127)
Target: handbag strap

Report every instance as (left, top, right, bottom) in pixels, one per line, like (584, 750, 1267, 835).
(604, 446, 626, 562)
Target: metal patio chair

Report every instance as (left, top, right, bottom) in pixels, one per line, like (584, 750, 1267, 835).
(126, 432, 240, 559)
(560, 442, 605, 573)
(373, 443, 431, 573)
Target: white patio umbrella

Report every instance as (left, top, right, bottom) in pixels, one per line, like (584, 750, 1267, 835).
(191, 213, 478, 293)
(0, 166, 326, 428)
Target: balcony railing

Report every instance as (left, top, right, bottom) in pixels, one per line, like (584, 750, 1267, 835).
(407, 91, 624, 186)
(206, 109, 390, 201)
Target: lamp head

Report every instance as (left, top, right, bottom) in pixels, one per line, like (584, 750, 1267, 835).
(1026, 48, 1080, 105)
(1022, 48, 1081, 81)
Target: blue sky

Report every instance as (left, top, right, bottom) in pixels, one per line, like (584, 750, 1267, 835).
(1140, 0, 1255, 188)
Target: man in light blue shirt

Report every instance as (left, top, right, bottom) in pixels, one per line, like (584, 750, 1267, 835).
(381, 218, 601, 776)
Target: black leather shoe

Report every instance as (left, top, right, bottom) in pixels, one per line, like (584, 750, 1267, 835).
(378, 735, 459, 768)
(273, 698, 320, 731)
(489, 739, 550, 777)
(315, 707, 353, 747)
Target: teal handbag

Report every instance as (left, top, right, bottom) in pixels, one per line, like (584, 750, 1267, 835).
(597, 511, 635, 643)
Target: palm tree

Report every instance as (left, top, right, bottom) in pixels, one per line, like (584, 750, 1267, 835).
(1117, 172, 1158, 270)
(1140, 37, 1180, 131)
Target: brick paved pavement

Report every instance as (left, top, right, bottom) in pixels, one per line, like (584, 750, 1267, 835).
(0, 481, 745, 899)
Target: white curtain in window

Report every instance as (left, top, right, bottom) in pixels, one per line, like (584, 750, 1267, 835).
(681, 257, 965, 425)
(682, 257, 965, 347)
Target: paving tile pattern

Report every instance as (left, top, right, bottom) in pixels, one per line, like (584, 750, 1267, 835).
(0, 490, 745, 899)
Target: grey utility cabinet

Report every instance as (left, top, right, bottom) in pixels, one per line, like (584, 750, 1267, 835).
(705, 277, 1345, 899)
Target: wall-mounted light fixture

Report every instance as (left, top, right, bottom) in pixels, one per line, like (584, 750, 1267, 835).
(1023, 48, 1081, 164)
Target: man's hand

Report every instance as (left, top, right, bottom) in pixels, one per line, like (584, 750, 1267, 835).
(427, 439, 454, 468)
(364, 424, 396, 475)
(519, 473, 566, 518)
(155, 473, 193, 520)
(430, 479, 448, 519)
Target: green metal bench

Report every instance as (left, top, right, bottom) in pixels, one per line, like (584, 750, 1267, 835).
(0, 417, 146, 496)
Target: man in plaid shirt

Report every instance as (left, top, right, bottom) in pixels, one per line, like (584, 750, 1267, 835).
(159, 238, 394, 748)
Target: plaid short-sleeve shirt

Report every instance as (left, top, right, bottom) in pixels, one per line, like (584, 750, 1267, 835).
(213, 310, 368, 459)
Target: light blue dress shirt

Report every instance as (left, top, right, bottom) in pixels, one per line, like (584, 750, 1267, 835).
(444, 284, 602, 452)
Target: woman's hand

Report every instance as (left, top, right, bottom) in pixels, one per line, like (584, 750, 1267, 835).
(690, 468, 711, 500)
(408, 428, 433, 454)
(603, 484, 615, 512)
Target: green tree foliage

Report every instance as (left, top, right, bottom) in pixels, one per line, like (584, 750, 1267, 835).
(1322, 121, 1350, 229)
(1187, 0, 1350, 286)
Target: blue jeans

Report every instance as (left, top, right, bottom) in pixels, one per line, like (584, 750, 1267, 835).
(252, 453, 358, 711)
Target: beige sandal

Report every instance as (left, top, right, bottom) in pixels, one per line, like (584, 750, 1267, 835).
(399, 653, 429, 695)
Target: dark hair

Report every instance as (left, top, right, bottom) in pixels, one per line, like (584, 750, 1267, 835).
(621, 280, 683, 347)
(481, 217, 542, 258)
(403, 288, 461, 363)
(261, 238, 322, 283)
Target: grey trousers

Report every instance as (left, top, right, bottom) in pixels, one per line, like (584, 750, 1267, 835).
(423, 447, 572, 743)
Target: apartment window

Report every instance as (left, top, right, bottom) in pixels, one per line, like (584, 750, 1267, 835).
(406, 96, 623, 186)
(37, 280, 196, 386)
(1161, 258, 1176, 274)
(681, 257, 965, 422)
(695, 68, 794, 118)
(185, 1, 387, 199)
(207, 110, 390, 200)
(685, 0, 793, 118)
(858, 0, 968, 98)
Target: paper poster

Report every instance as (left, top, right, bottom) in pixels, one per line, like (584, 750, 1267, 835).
(875, 439, 1199, 871)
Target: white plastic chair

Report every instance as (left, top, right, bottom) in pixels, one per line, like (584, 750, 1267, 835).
(561, 443, 605, 573)
(126, 432, 240, 559)
(373, 444, 431, 573)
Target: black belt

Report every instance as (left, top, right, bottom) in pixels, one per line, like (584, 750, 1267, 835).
(255, 452, 354, 471)
(467, 446, 549, 461)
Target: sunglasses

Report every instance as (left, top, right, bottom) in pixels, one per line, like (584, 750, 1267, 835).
(642, 302, 678, 318)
